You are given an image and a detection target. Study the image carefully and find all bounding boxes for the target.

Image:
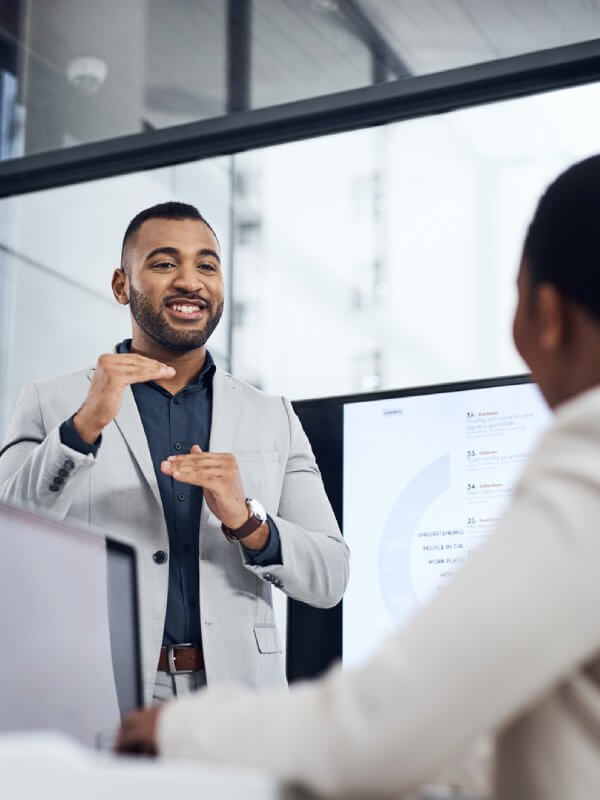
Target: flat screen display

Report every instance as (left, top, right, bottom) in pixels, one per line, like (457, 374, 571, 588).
(291, 376, 551, 677)
(341, 378, 551, 667)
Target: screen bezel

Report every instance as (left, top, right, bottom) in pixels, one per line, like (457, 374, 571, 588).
(294, 373, 531, 412)
(106, 536, 144, 712)
(288, 373, 532, 682)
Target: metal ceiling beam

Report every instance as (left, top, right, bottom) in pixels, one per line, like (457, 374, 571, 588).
(226, 0, 252, 113)
(336, 0, 411, 81)
(1, 38, 600, 198)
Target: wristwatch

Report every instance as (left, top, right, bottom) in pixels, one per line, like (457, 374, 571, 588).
(221, 498, 267, 541)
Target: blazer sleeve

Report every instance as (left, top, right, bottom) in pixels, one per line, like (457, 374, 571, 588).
(159, 398, 600, 797)
(0, 382, 96, 517)
(242, 396, 350, 608)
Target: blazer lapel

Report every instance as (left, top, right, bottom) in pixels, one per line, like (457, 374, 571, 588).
(199, 367, 241, 532)
(209, 368, 241, 454)
(87, 369, 163, 510)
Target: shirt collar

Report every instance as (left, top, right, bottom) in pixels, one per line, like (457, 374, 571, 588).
(116, 339, 216, 389)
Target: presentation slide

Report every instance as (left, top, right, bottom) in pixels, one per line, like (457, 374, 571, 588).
(342, 382, 551, 668)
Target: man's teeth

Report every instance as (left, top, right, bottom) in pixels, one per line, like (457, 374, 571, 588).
(172, 304, 202, 314)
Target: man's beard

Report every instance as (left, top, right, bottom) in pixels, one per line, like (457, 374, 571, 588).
(129, 285, 224, 352)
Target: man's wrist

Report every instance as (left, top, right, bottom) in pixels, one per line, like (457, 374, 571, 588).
(220, 500, 250, 531)
(72, 409, 103, 446)
(221, 498, 268, 545)
(239, 521, 270, 551)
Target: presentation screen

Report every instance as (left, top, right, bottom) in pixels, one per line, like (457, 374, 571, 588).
(292, 376, 551, 677)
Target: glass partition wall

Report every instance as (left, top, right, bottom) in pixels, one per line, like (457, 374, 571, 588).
(0, 157, 233, 431)
(3, 78, 600, 436)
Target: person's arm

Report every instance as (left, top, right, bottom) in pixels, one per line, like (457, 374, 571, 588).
(162, 397, 349, 608)
(0, 383, 97, 517)
(149, 404, 600, 797)
(241, 397, 349, 608)
(0, 355, 175, 517)
(241, 517, 282, 565)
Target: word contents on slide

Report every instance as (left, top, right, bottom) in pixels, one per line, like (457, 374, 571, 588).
(342, 382, 551, 667)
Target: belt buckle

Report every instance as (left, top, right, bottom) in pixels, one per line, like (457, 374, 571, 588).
(167, 642, 195, 675)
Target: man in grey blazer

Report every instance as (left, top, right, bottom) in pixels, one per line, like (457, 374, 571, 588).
(118, 159, 600, 799)
(0, 202, 349, 706)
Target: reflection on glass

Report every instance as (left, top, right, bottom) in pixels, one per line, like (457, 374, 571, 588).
(0, 157, 233, 436)
(2, 81, 600, 436)
(230, 81, 600, 398)
(0, 0, 598, 159)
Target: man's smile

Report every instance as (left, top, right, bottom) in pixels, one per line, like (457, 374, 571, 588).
(164, 297, 208, 321)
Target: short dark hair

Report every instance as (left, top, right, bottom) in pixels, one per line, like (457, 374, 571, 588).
(121, 202, 217, 269)
(524, 155, 600, 322)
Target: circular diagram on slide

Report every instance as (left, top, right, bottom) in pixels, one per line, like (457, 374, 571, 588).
(378, 453, 460, 628)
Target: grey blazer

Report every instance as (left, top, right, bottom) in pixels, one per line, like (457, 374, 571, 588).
(0, 365, 349, 706)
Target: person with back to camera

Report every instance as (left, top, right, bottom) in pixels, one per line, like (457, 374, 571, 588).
(118, 157, 600, 800)
(0, 202, 349, 706)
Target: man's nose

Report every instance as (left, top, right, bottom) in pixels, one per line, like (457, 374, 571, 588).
(171, 263, 205, 293)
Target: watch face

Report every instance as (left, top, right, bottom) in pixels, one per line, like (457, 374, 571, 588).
(246, 497, 267, 523)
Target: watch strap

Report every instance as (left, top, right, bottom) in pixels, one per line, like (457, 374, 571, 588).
(221, 502, 264, 541)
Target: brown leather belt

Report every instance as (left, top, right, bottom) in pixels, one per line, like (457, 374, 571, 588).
(158, 644, 204, 674)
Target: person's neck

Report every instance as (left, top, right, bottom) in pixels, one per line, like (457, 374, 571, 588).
(549, 365, 600, 410)
(129, 331, 208, 395)
(542, 317, 600, 410)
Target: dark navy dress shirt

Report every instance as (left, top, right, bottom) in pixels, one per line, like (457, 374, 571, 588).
(60, 340, 281, 647)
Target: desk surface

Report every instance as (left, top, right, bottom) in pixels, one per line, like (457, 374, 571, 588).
(1, 732, 287, 800)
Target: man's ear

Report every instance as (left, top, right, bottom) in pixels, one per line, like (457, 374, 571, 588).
(112, 268, 129, 306)
(537, 283, 568, 352)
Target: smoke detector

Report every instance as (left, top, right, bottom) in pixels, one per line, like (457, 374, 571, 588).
(66, 57, 108, 95)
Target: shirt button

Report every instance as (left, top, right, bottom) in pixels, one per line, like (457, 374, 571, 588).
(153, 550, 168, 564)
(64, 459, 75, 471)
(177, 493, 186, 502)
(58, 468, 69, 477)
(173, 397, 180, 405)
(174, 442, 183, 451)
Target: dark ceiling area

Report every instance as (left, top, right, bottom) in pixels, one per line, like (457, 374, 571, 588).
(0, 0, 599, 158)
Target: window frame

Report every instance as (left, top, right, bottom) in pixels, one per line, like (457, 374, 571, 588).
(1, 38, 600, 198)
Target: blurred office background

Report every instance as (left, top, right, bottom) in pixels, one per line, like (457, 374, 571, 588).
(1, 0, 600, 676)
(1, 0, 600, 429)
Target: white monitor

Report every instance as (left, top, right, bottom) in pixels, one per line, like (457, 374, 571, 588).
(0, 501, 142, 746)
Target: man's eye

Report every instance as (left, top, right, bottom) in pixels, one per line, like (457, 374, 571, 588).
(198, 263, 217, 272)
(153, 261, 176, 269)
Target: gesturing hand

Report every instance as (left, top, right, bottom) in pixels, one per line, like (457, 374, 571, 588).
(161, 445, 248, 530)
(74, 354, 175, 445)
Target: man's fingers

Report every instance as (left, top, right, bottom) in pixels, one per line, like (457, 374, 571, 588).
(121, 365, 175, 384)
(169, 468, 226, 486)
(162, 460, 229, 477)
(99, 354, 176, 383)
(166, 452, 229, 465)
(173, 467, 225, 480)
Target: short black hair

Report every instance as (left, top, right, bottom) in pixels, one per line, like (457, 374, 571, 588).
(524, 155, 600, 322)
(120, 202, 217, 269)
